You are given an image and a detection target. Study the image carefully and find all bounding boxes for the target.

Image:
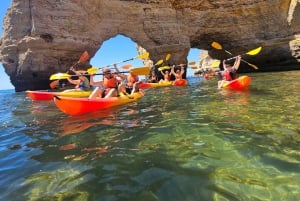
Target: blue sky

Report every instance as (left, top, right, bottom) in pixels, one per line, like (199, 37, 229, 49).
(0, 0, 13, 89)
(0, 0, 200, 90)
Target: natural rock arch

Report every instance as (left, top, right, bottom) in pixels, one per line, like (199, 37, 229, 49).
(0, 0, 300, 91)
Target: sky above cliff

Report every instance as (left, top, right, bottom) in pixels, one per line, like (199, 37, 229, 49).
(0, 0, 200, 90)
(0, 0, 13, 90)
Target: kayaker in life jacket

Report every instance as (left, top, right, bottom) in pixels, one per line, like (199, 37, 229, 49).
(123, 70, 140, 95)
(217, 55, 241, 89)
(64, 68, 91, 92)
(148, 71, 158, 83)
(171, 64, 185, 80)
(160, 69, 171, 82)
(89, 65, 124, 99)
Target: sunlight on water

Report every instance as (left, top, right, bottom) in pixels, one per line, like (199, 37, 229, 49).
(0, 71, 299, 200)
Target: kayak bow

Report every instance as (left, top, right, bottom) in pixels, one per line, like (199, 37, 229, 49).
(221, 76, 251, 90)
(26, 90, 92, 101)
(53, 91, 145, 115)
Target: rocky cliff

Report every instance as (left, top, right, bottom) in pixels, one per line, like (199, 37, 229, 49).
(0, 0, 299, 91)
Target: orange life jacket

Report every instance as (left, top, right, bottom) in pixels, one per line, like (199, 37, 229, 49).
(222, 70, 237, 81)
(103, 77, 118, 89)
(127, 74, 138, 87)
(164, 74, 171, 81)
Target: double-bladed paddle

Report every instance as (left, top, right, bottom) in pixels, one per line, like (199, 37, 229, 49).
(211, 41, 261, 69)
(49, 66, 150, 80)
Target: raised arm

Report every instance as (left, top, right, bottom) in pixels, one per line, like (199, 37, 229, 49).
(113, 64, 126, 80)
(233, 55, 241, 71)
(180, 66, 185, 76)
(90, 74, 103, 86)
(170, 65, 175, 76)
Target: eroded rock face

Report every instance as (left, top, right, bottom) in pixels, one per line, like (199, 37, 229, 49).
(0, 0, 299, 91)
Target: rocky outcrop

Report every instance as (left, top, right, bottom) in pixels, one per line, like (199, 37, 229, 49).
(0, 0, 299, 91)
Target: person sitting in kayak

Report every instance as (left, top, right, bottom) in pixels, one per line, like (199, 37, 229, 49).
(171, 64, 185, 80)
(89, 65, 123, 99)
(160, 69, 171, 82)
(148, 70, 158, 83)
(217, 55, 241, 89)
(64, 67, 91, 92)
(122, 69, 141, 95)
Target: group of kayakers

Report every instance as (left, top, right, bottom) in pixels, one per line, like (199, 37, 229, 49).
(147, 64, 185, 83)
(59, 64, 140, 99)
(53, 54, 242, 95)
(194, 55, 242, 88)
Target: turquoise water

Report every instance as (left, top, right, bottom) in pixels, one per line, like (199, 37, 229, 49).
(0, 71, 299, 201)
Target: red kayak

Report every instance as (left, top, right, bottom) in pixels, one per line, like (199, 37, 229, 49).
(221, 76, 251, 90)
(53, 91, 145, 115)
(26, 90, 92, 101)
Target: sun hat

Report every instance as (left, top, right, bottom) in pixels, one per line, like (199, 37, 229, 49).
(102, 67, 111, 73)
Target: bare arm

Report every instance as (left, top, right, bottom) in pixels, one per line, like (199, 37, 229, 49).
(180, 66, 185, 76)
(90, 75, 103, 86)
(233, 55, 241, 71)
(170, 65, 175, 76)
(67, 77, 78, 85)
(114, 64, 126, 80)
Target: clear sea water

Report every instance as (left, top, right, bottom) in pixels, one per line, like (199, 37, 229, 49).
(0, 71, 299, 201)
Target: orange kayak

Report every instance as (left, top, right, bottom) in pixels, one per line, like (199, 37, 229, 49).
(26, 90, 92, 101)
(173, 79, 188, 86)
(53, 91, 145, 115)
(221, 76, 251, 90)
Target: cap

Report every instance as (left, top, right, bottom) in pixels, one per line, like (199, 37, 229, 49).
(102, 67, 111, 73)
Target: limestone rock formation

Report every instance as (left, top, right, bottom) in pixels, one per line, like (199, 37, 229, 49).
(0, 0, 300, 91)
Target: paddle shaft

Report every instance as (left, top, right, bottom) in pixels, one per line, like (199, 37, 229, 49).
(221, 48, 258, 70)
(97, 52, 149, 69)
(225, 53, 258, 70)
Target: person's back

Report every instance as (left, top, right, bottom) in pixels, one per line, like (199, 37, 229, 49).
(218, 55, 241, 88)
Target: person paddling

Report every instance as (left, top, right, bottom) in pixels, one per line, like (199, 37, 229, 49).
(88, 64, 124, 99)
(217, 55, 241, 89)
(160, 69, 171, 82)
(171, 64, 185, 80)
(63, 67, 91, 92)
(123, 68, 141, 95)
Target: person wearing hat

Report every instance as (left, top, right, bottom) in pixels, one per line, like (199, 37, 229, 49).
(118, 66, 140, 95)
(217, 55, 241, 89)
(89, 64, 125, 99)
(63, 67, 91, 92)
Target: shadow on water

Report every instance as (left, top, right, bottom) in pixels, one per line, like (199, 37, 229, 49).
(1, 71, 300, 200)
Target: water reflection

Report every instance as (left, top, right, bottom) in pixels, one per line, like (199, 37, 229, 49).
(1, 71, 300, 200)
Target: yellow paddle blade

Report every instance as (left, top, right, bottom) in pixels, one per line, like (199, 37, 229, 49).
(158, 66, 170, 71)
(188, 61, 196, 65)
(155, 59, 164, 66)
(246, 47, 262, 56)
(49, 73, 71, 80)
(87, 67, 98, 74)
(211, 41, 222, 50)
(136, 52, 149, 59)
(165, 53, 171, 61)
(130, 67, 150, 75)
(212, 60, 221, 67)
